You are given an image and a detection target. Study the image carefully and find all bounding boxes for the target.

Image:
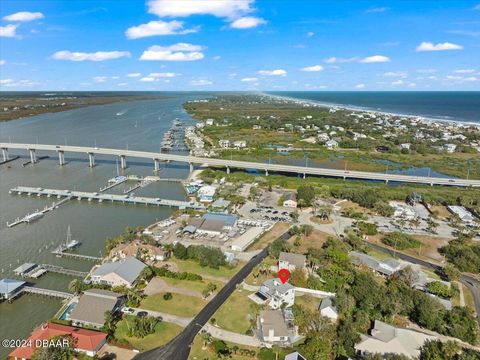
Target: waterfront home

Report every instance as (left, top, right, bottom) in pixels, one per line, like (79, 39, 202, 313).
(325, 139, 338, 149)
(283, 192, 297, 208)
(9, 322, 107, 359)
(90, 256, 146, 288)
(253, 278, 295, 309)
(278, 252, 306, 271)
(69, 289, 124, 328)
(354, 320, 436, 358)
(319, 297, 338, 321)
(0, 279, 25, 301)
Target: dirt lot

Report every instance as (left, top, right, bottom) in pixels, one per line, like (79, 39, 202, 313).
(287, 229, 330, 253)
(430, 205, 451, 220)
(248, 222, 291, 250)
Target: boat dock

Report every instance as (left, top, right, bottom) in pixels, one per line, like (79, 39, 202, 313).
(14, 263, 87, 278)
(52, 249, 101, 262)
(21, 286, 73, 299)
(100, 177, 127, 192)
(6, 196, 72, 228)
(10, 186, 205, 210)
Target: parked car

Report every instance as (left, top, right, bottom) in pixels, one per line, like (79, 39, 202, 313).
(121, 307, 135, 315)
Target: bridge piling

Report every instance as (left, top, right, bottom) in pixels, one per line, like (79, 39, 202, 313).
(189, 162, 193, 173)
(29, 149, 37, 164)
(154, 159, 160, 172)
(120, 155, 127, 169)
(88, 152, 95, 167)
(265, 169, 268, 176)
(58, 150, 65, 166)
(1, 148, 8, 162)
(226, 166, 230, 175)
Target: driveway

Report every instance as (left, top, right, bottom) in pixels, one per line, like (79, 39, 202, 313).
(132, 308, 192, 328)
(203, 323, 261, 347)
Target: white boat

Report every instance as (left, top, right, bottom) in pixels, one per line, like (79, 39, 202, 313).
(64, 225, 80, 249)
(24, 212, 43, 223)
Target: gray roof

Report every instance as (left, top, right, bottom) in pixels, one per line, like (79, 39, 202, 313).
(285, 352, 306, 360)
(319, 297, 336, 311)
(92, 256, 146, 285)
(0, 279, 25, 295)
(260, 310, 289, 338)
(261, 279, 294, 297)
(69, 289, 124, 327)
(211, 198, 231, 208)
(279, 252, 306, 268)
(284, 192, 297, 201)
(349, 251, 401, 276)
(371, 320, 397, 342)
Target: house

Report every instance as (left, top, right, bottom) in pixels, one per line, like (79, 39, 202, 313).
(233, 140, 247, 148)
(197, 185, 216, 202)
(218, 139, 230, 148)
(205, 118, 214, 126)
(90, 256, 146, 288)
(447, 205, 475, 223)
(0, 279, 25, 301)
(283, 192, 297, 208)
(319, 297, 338, 321)
(443, 143, 457, 153)
(325, 139, 338, 149)
(317, 132, 330, 142)
(9, 322, 107, 359)
(257, 310, 290, 345)
(354, 320, 436, 358)
(400, 143, 411, 150)
(278, 252, 306, 271)
(255, 278, 295, 309)
(349, 251, 403, 277)
(69, 289, 124, 328)
(230, 227, 265, 251)
(285, 352, 307, 360)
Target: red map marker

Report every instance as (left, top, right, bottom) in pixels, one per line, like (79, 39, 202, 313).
(278, 268, 290, 284)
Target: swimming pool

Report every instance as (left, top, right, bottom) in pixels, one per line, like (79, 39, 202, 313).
(59, 302, 77, 320)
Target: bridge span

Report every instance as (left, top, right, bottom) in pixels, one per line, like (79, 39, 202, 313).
(1, 142, 479, 187)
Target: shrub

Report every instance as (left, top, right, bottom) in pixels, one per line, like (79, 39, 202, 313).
(163, 292, 173, 301)
(382, 232, 422, 250)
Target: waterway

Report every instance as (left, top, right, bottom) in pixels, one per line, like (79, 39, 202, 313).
(0, 93, 202, 357)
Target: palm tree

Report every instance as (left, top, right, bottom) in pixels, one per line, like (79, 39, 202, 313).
(68, 279, 85, 294)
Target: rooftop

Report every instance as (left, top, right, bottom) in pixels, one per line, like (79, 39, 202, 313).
(92, 256, 146, 285)
(0, 278, 25, 295)
(69, 289, 124, 326)
(279, 252, 306, 268)
(259, 310, 289, 338)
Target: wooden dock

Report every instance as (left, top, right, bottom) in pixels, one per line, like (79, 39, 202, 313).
(21, 286, 73, 299)
(40, 264, 87, 277)
(52, 249, 102, 262)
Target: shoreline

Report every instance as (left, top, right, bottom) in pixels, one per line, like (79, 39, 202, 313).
(261, 92, 480, 128)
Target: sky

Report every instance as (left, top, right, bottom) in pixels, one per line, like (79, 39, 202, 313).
(0, 0, 480, 91)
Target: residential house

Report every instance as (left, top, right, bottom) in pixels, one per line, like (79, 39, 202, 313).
(257, 310, 290, 345)
(325, 139, 339, 149)
(349, 251, 403, 277)
(205, 119, 214, 126)
(90, 256, 146, 288)
(253, 125, 262, 130)
(9, 322, 107, 359)
(278, 252, 306, 272)
(354, 320, 436, 358)
(285, 352, 307, 360)
(218, 139, 230, 148)
(233, 140, 247, 148)
(319, 297, 338, 321)
(283, 192, 297, 208)
(69, 289, 124, 328)
(255, 278, 295, 309)
(443, 143, 457, 153)
(400, 143, 411, 150)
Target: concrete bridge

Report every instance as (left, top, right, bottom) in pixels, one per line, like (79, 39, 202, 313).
(1, 142, 479, 187)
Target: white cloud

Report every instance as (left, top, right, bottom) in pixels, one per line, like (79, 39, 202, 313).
(230, 16, 266, 29)
(355, 83, 366, 88)
(3, 11, 44, 22)
(416, 41, 463, 52)
(147, 0, 254, 19)
(474, 3, 480, 10)
(140, 77, 157, 82)
(117, 83, 128, 87)
(324, 56, 357, 64)
(127, 73, 142, 77)
(241, 77, 258, 82)
(125, 20, 198, 39)
(93, 76, 108, 83)
(301, 65, 324, 72)
(307, 31, 314, 37)
(140, 43, 204, 61)
(0, 60, 5, 66)
(148, 72, 179, 78)
(365, 7, 389, 13)
(190, 79, 213, 86)
(416, 69, 437, 73)
(258, 69, 287, 76)
(0, 78, 36, 87)
(464, 77, 479, 82)
(391, 80, 404, 85)
(383, 71, 407, 78)
(453, 69, 475, 74)
(0, 79, 14, 85)
(0, 24, 18, 38)
(52, 50, 131, 61)
(360, 55, 390, 63)
(212, 55, 221, 60)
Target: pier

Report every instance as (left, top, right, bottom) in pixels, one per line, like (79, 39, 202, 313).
(52, 249, 102, 262)
(14, 263, 87, 278)
(10, 186, 205, 210)
(41, 264, 88, 277)
(6, 196, 72, 228)
(21, 286, 73, 299)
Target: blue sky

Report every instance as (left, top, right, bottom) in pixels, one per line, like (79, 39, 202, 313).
(1, 0, 479, 91)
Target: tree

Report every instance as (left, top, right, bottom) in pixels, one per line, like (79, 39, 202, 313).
(444, 264, 460, 281)
(68, 279, 86, 294)
(126, 288, 143, 307)
(163, 292, 173, 300)
(173, 243, 188, 259)
(300, 224, 314, 238)
(31, 335, 75, 360)
(202, 283, 217, 298)
(297, 185, 316, 206)
(127, 315, 159, 338)
(212, 339, 230, 357)
(102, 311, 118, 337)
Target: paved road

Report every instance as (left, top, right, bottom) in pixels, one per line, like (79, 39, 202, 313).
(135, 231, 290, 360)
(365, 241, 480, 320)
(3, 142, 480, 187)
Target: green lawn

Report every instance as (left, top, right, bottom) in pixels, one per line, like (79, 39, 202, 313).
(174, 258, 243, 278)
(295, 294, 320, 313)
(212, 289, 260, 334)
(141, 293, 207, 318)
(115, 315, 182, 351)
(161, 277, 224, 295)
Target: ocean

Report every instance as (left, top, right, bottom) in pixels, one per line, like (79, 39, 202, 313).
(266, 91, 480, 124)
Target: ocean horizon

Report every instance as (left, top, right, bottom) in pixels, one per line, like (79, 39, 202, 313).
(266, 91, 480, 124)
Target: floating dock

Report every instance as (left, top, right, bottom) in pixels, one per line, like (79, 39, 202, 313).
(10, 186, 205, 210)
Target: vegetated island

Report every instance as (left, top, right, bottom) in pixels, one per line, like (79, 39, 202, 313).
(0, 92, 164, 122)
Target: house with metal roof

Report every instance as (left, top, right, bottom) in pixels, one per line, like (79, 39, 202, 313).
(354, 320, 436, 358)
(90, 256, 146, 288)
(68, 289, 125, 328)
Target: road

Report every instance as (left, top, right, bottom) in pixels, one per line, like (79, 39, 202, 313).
(135, 231, 291, 360)
(365, 241, 480, 320)
(2, 142, 480, 187)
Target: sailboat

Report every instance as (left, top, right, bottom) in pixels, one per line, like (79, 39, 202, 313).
(64, 225, 80, 249)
